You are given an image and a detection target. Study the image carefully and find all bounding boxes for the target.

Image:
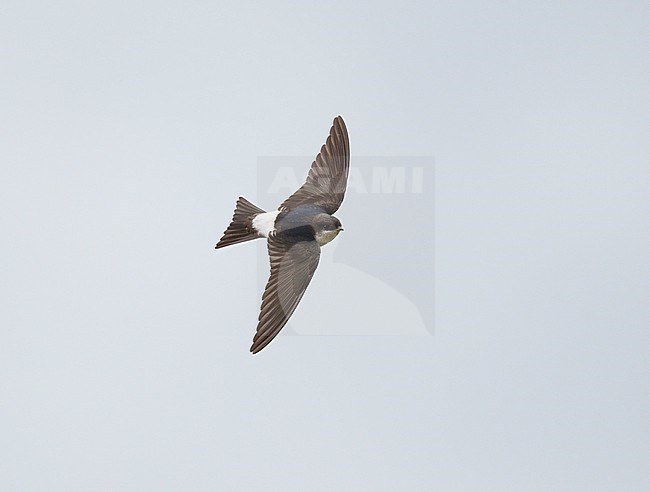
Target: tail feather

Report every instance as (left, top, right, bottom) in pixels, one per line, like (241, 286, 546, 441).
(215, 197, 265, 249)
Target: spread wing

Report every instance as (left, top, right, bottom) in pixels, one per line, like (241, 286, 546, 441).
(250, 237, 321, 354)
(280, 116, 350, 215)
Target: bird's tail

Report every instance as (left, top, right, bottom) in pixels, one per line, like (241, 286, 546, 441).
(215, 197, 266, 249)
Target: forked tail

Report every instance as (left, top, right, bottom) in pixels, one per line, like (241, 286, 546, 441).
(215, 197, 265, 249)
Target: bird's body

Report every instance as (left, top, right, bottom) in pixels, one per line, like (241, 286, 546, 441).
(215, 116, 350, 353)
(272, 205, 343, 244)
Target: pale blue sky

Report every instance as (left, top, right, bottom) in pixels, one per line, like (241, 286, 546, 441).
(1, 1, 649, 490)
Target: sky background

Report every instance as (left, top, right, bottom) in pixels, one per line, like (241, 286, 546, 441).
(2, 1, 649, 490)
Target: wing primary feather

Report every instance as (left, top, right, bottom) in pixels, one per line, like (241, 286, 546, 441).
(250, 238, 321, 354)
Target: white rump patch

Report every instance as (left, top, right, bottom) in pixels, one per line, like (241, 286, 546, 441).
(251, 210, 280, 238)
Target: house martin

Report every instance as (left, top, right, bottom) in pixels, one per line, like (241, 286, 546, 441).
(215, 116, 350, 353)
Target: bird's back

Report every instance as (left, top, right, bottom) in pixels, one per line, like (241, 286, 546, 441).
(274, 205, 326, 242)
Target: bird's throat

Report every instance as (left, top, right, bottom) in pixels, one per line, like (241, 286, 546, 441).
(315, 229, 341, 247)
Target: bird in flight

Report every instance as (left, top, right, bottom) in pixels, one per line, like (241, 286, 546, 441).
(215, 116, 350, 353)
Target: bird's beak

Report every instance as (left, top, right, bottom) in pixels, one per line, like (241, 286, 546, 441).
(338, 226, 344, 231)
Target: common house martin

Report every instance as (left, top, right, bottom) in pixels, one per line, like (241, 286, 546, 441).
(215, 116, 350, 353)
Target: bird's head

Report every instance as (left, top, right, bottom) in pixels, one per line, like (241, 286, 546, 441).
(313, 213, 344, 246)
